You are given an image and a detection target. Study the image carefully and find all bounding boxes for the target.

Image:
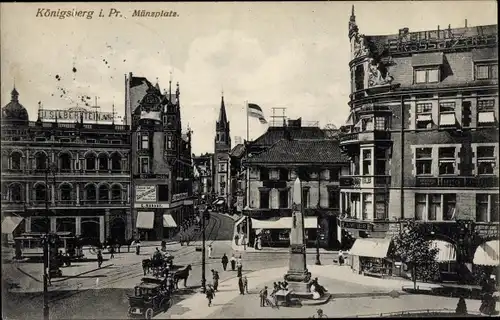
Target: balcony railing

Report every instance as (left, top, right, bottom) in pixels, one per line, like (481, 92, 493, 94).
(339, 130, 392, 145)
(415, 176, 499, 188)
(340, 175, 391, 188)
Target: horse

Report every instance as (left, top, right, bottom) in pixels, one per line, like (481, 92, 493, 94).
(173, 265, 192, 289)
(142, 259, 152, 276)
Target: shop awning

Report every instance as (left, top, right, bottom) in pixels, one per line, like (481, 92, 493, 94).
(429, 240, 457, 262)
(473, 240, 500, 266)
(136, 211, 154, 229)
(251, 217, 317, 229)
(163, 214, 177, 228)
(1, 216, 24, 234)
(349, 238, 391, 258)
(439, 113, 456, 126)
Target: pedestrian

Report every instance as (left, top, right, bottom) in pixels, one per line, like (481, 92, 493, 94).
(338, 250, 344, 266)
(243, 276, 249, 293)
(230, 254, 236, 271)
(259, 286, 268, 307)
(109, 245, 115, 259)
(212, 270, 220, 291)
(238, 276, 245, 295)
(97, 249, 103, 268)
(206, 284, 215, 307)
(161, 240, 166, 252)
(237, 255, 243, 277)
(135, 240, 141, 255)
(180, 233, 184, 246)
(208, 244, 213, 259)
(312, 309, 328, 318)
(221, 253, 229, 271)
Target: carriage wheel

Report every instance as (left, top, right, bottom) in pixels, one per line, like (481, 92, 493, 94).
(145, 308, 154, 320)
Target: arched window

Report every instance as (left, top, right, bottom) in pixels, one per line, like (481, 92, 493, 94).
(35, 153, 48, 171)
(34, 184, 47, 202)
(9, 183, 23, 202)
(86, 153, 96, 171)
(10, 152, 22, 170)
(98, 154, 108, 171)
(99, 185, 109, 201)
(60, 184, 72, 201)
(111, 153, 122, 172)
(111, 185, 122, 202)
(59, 153, 72, 172)
(85, 184, 97, 202)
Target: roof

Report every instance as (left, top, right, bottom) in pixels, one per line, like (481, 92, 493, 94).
(252, 126, 325, 146)
(244, 139, 349, 165)
(216, 96, 229, 129)
(230, 143, 246, 158)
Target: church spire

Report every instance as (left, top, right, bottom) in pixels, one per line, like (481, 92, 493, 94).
(11, 86, 19, 102)
(217, 94, 228, 126)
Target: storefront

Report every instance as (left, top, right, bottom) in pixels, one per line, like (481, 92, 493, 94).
(348, 238, 392, 276)
(251, 217, 318, 247)
(429, 239, 458, 281)
(162, 213, 178, 239)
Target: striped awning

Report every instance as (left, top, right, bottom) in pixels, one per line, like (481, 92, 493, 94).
(349, 238, 391, 258)
(1, 216, 24, 234)
(163, 214, 177, 228)
(474, 240, 500, 266)
(429, 240, 457, 262)
(136, 211, 154, 229)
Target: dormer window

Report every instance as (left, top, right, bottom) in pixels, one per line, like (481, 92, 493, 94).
(412, 52, 443, 84)
(415, 68, 440, 84)
(475, 62, 498, 80)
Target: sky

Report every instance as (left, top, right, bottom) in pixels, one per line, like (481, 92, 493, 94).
(1, 1, 497, 154)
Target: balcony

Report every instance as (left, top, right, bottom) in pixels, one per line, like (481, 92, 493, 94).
(339, 130, 392, 147)
(415, 176, 499, 188)
(340, 175, 391, 188)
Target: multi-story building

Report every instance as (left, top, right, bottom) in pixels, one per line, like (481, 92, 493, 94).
(1, 88, 132, 244)
(193, 153, 215, 201)
(213, 95, 231, 210)
(339, 7, 498, 276)
(126, 74, 194, 241)
(241, 119, 349, 248)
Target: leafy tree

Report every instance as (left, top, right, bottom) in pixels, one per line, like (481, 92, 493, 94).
(392, 220, 440, 289)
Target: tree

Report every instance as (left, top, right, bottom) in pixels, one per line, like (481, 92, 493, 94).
(392, 220, 440, 289)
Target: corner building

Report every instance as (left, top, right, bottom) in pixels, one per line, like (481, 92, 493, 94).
(339, 8, 498, 276)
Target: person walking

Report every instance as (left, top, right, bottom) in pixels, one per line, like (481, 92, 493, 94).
(208, 244, 213, 259)
(97, 249, 103, 268)
(243, 276, 249, 294)
(238, 276, 245, 295)
(236, 255, 243, 277)
(206, 284, 215, 307)
(338, 250, 344, 266)
(230, 254, 236, 271)
(109, 245, 115, 259)
(212, 269, 220, 291)
(221, 253, 229, 271)
(259, 286, 268, 307)
(135, 240, 141, 255)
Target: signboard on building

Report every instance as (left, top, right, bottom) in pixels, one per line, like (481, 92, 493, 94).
(134, 203, 169, 209)
(236, 196, 244, 212)
(40, 107, 114, 123)
(340, 220, 374, 231)
(172, 192, 189, 202)
(135, 186, 157, 202)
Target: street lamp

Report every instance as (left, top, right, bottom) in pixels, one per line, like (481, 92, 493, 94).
(200, 207, 208, 293)
(315, 215, 321, 265)
(43, 159, 57, 320)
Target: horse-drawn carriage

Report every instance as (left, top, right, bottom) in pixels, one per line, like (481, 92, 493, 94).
(141, 252, 192, 290)
(128, 277, 173, 319)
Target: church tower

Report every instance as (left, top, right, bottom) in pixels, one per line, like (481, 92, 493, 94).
(214, 94, 231, 206)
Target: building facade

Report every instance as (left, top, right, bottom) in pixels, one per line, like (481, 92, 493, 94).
(193, 153, 215, 201)
(126, 74, 194, 241)
(339, 7, 498, 275)
(1, 88, 132, 244)
(242, 119, 349, 248)
(213, 96, 231, 209)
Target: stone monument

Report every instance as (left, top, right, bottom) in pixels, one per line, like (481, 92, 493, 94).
(284, 177, 312, 295)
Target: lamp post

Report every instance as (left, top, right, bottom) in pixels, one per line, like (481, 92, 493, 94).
(315, 215, 321, 265)
(43, 159, 57, 320)
(200, 207, 207, 293)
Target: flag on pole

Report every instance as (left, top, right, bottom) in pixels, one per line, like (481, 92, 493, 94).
(247, 103, 267, 124)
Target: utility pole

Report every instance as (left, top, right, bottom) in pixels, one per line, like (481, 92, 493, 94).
(315, 170, 321, 265)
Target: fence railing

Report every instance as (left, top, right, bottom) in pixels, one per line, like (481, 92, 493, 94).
(350, 308, 487, 318)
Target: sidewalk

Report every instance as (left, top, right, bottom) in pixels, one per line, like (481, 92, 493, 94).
(231, 240, 338, 254)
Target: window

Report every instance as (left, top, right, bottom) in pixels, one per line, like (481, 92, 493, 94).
(362, 194, 372, 220)
(278, 230, 289, 241)
(416, 148, 432, 175)
(375, 117, 386, 131)
(10, 152, 22, 170)
(351, 193, 361, 219)
(374, 194, 387, 220)
(98, 185, 109, 201)
(415, 194, 426, 220)
(279, 189, 289, 208)
(260, 168, 269, 180)
(477, 146, 495, 175)
(363, 117, 374, 131)
(477, 100, 496, 126)
(475, 63, 498, 80)
(416, 102, 433, 129)
(259, 190, 270, 209)
(329, 168, 340, 181)
(86, 154, 96, 170)
(352, 156, 360, 175)
(140, 134, 149, 150)
(60, 184, 72, 201)
(98, 155, 108, 171)
(111, 185, 122, 202)
(279, 169, 289, 181)
(35, 153, 48, 170)
(85, 185, 97, 201)
(362, 150, 372, 176)
(375, 148, 386, 175)
(219, 163, 227, 172)
(59, 153, 71, 172)
(429, 194, 441, 221)
(86, 139, 96, 144)
(438, 147, 456, 175)
(355, 64, 364, 91)
(476, 194, 489, 222)
(462, 101, 472, 128)
(492, 194, 499, 222)
(302, 188, 310, 208)
(111, 153, 122, 172)
(158, 185, 169, 202)
(140, 157, 150, 174)
(414, 68, 440, 83)
(439, 102, 456, 127)
(9, 184, 22, 202)
(34, 184, 47, 202)
(166, 135, 174, 150)
(443, 194, 456, 220)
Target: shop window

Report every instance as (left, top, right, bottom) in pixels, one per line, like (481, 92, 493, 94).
(10, 152, 22, 170)
(279, 189, 289, 208)
(260, 168, 269, 180)
(443, 194, 456, 221)
(415, 194, 426, 220)
(429, 194, 441, 221)
(475, 62, 498, 80)
(139, 157, 150, 174)
(415, 148, 432, 175)
(259, 190, 270, 209)
(476, 194, 489, 222)
(414, 68, 440, 84)
(416, 103, 433, 129)
(438, 147, 456, 175)
(477, 146, 495, 175)
(362, 150, 372, 176)
(439, 102, 456, 127)
(302, 188, 310, 208)
(477, 100, 496, 126)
